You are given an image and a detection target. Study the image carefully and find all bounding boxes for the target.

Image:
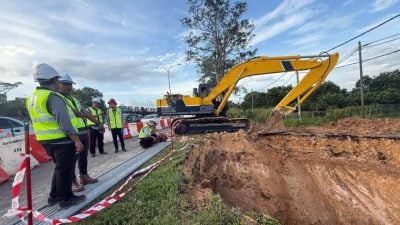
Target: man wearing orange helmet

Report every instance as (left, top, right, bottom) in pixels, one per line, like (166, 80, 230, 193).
(107, 98, 126, 153)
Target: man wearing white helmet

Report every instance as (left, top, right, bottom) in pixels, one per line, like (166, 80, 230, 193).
(58, 73, 101, 192)
(26, 64, 85, 209)
(87, 97, 106, 157)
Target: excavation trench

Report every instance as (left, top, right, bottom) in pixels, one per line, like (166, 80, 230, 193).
(183, 118, 400, 225)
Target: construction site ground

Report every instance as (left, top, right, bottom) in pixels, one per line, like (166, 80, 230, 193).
(182, 117, 400, 225)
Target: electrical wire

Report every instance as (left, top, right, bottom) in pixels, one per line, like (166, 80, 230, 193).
(363, 36, 400, 48)
(337, 48, 358, 65)
(335, 49, 400, 69)
(261, 72, 288, 90)
(363, 32, 400, 46)
(326, 13, 400, 52)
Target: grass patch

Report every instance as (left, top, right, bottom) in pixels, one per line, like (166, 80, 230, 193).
(228, 105, 400, 128)
(77, 143, 281, 225)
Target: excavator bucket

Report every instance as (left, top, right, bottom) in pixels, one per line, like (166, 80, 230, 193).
(261, 53, 339, 134)
(258, 111, 286, 134)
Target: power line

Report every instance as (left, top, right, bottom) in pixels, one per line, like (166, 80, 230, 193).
(282, 72, 295, 86)
(335, 49, 400, 69)
(261, 72, 288, 90)
(363, 32, 400, 46)
(337, 48, 358, 65)
(326, 13, 400, 52)
(363, 36, 400, 48)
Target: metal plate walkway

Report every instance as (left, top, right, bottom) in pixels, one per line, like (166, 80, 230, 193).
(7, 141, 170, 225)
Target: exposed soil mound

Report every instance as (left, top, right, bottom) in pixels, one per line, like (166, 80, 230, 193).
(183, 118, 400, 225)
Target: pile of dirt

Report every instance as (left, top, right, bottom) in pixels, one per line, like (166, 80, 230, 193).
(182, 118, 400, 225)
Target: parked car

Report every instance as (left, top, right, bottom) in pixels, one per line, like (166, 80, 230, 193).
(0, 116, 33, 139)
(122, 114, 142, 123)
(141, 114, 161, 124)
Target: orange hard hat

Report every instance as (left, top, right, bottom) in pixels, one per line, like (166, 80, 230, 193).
(107, 98, 117, 105)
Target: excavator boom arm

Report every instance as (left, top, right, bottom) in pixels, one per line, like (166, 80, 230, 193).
(205, 53, 339, 115)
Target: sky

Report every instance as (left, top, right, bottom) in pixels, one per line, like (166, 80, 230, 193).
(0, 0, 399, 107)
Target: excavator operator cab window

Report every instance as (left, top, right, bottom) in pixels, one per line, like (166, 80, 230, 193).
(198, 83, 216, 98)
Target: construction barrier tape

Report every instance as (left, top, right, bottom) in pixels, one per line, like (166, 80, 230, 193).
(3, 143, 188, 224)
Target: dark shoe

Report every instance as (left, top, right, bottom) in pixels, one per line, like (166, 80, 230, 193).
(80, 174, 98, 185)
(59, 195, 86, 209)
(72, 179, 85, 192)
(47, 196, 58, 206)
(114, 150, 118, 153)
(122, 148, 127, 152)
(91, 154, 96, 157)
(100, 152, 108, 155)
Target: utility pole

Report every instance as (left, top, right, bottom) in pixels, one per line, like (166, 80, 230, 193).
(358, 41, 365, 118)
(251, 89, 254, 113)
(296, 71, 302, 121)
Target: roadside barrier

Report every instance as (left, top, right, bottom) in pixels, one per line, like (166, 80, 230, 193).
(136, 122, 144, 133)
(28, 134, 52, 163)
(128, 123, 139, 136)
(0, 166, 10, 184)
(122, 123, 132, 139)
(102, 126, 113, 144)
(0, 136, 39, 176)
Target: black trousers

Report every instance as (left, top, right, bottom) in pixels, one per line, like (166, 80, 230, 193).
(42, 142, 75, 201)
(111, 128, 125, 151)
(89, 127, 104, 155)
(73, 133, 89, 179)
(139, 134, 158, 148)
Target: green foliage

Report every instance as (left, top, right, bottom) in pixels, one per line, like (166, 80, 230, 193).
(0, 99, 29, 120)
(0, 81, 22, 93)
(72, 87, 103, 109)
(239, 70, 400, 112)
(229, 104, 400, 128)
(228, 107, 272, 123)
(195, 195, 242, 225)
(256, 215, 281, 225)
(78, 144, 281, 225)
(181, 0, 257, 83)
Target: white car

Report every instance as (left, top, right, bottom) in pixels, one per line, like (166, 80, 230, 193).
(141, 114, 161, 124)
(0, 117, 33, 139)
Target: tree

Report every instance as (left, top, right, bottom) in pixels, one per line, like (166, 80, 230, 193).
(0, 81, 22, 94)
(181, 0, 257, 83)
(73, 87, 103, 109)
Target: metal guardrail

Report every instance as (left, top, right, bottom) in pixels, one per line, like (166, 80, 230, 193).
(10, 141, 170, 225)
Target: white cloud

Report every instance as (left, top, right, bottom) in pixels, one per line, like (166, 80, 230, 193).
(370, 0, 399, 12)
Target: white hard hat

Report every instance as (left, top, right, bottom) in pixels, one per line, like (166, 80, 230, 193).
(92, 97, 101, 103)
(33, 63, 60, 82)
(59, 73, 75, 84)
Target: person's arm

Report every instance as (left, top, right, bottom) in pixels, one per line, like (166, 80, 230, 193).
(82, 108, 100, 124)
(48, 94, 83, 152)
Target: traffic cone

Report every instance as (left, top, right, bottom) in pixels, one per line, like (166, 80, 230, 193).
(123, 122, 132, 139)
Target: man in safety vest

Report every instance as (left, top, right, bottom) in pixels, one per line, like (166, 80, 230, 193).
(107, 98, 126, 153)
(58, 73, 101, 192)
(138, 120, 158, 148)
(26, 64, 85, 209)
(87, 98, 106, 157)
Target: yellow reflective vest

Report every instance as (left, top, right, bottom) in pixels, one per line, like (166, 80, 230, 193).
(108, 107, 122, 129)
(26, 89, 76, 141)
(138, 124, 152, 138)
(62, 95, 86, 129)
(87, 107, 103, 126)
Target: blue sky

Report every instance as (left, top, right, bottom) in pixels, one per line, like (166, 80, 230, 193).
(1, 0, 399, 107)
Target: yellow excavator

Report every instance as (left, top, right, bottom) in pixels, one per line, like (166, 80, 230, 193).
(156, 52, 339, 134)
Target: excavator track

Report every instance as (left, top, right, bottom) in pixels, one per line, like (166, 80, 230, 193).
(172, 117, 251, 135)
